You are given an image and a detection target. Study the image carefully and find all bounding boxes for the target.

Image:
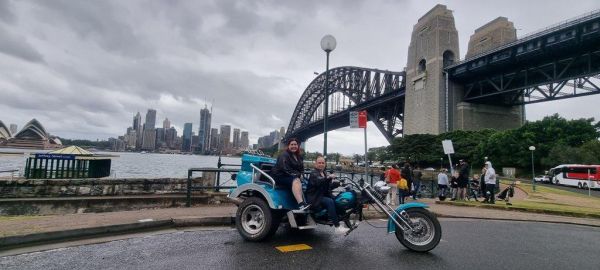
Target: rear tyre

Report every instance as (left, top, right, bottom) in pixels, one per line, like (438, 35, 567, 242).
(583, 183, 589, 189)
(578, 182, 583, 189)
(236, 197, 275, 242)
(395, 208, 442, 252)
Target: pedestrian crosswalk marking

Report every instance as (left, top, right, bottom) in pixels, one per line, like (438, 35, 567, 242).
(275, 244, 312, 252)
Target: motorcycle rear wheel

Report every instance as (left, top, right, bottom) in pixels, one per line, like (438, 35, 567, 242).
(395, 208, 441, 252)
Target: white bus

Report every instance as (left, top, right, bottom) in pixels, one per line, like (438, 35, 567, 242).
(549, 164, 600, 189)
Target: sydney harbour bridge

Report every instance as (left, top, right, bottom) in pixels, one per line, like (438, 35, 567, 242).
(284, 5, 600, 144)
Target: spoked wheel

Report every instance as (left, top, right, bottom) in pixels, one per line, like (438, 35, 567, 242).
(235, 197, 278, 242)
(395, 208, 442, 252)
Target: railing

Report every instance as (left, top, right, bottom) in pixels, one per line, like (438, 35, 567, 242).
(186, 156, 241, 207)
(0, 169, 20, 180)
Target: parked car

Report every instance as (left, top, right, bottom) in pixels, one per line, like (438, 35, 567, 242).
(534, 175, 550, 183)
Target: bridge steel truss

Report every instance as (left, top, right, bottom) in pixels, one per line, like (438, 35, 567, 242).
(447, 10, 600, 106)
(285, 66, 406, 143)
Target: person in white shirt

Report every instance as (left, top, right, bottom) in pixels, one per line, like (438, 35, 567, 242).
(484, 161, 497, 204)
(437, 169, 449, 199)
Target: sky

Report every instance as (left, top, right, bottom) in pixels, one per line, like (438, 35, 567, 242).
(1, 0, 599, 155)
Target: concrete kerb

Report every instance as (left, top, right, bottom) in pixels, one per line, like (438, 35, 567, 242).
(0, 216, 235, 251)
(435, 200, 600, 219)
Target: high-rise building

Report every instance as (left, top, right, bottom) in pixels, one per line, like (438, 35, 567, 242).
(163, 118, 170, 129)
(279, 127, 285, 140)
(155, 128, 166, 149)
(210, 128, 219, 153)
(165, 127, 177, 149)
(9, 124, 17, 135)
(241, 131, 249, 150)
(125, 127, 137, 149)
(219, 125, 231, 152)
(133, 112, 142, 149)
(198, 105, 212, 154)
(145, 109, 157, 130)
(232, 128, 240, 149)
(141, 129, 156, 151)
(182, 123, 193, 152)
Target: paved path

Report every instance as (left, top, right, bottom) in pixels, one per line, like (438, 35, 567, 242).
(2, 198, 600, 240)
(2, 219, 598, 270)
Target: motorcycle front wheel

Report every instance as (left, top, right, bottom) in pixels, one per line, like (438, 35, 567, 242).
(395, 208, 442, 252)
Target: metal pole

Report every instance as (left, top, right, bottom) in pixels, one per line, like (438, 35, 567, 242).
(588, 169, 591, 197)
(364, 125, 368, 186)
(531, 150, 536, 192)
(323, 51, 330, 160)
(187, 170, 192, 207)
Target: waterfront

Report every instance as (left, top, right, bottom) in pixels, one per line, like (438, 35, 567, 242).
(0, 148, 241, 179)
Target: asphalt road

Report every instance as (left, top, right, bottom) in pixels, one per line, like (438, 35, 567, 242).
(1, 218, 599, 270)
(537, 182, 600, 197)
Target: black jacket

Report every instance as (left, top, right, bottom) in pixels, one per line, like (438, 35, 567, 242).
(305, 170, 333, 209)
(271, 150, 304, 178)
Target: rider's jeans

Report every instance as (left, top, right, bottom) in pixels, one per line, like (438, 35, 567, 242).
(320, 197, 339, 227)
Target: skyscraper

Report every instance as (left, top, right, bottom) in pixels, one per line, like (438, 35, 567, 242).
(219, 125, 231, 152)
(165, 127, 177, 149)
(198, 105, 212, 154)
(141, 129, 156, 151)
(133, 112, 142, 149)
(163, 118, 170, 129)
(232, 128, 240, 149)
(182, 123, 193, 152)
(241, 131, 249, 150)
(145, 109, 157, 130)
(210, 128, 219, 153)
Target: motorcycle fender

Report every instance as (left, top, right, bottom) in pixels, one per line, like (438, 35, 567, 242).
(386, 202, 429, 234)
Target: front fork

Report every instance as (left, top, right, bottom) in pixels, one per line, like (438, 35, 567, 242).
(360, 186, 415, 231)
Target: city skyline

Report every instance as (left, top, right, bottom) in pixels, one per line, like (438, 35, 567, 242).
(1, 1, 599, 155)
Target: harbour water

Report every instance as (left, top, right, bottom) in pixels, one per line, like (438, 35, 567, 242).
(0, 148, 241, 179)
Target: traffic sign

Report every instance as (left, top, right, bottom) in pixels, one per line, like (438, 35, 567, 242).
(358, 110, 367, 128)
(349, 111, 359, 128)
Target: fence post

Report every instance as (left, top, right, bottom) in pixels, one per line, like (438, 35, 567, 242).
(186, 170, 192, 207)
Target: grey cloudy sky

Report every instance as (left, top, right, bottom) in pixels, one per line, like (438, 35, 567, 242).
(1, 0, 599, 155)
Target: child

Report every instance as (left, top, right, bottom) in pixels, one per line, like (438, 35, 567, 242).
(397, 172, 409, 204)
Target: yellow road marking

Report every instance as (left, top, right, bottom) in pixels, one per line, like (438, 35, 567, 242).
(275, 244, 313, 252)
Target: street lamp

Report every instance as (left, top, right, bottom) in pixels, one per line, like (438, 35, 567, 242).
(529, 146, 536, 192)
(320, 34, 336, 159)
(440, 157, 443, 170)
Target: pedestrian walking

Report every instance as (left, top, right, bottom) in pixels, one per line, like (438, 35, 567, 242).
(484, 161, 497, 204)
(397, 172, 410, 204)
(457, 159, 469, 200)
(401, 162, 413, 198)
(437, 168, 449, 200)
(450, 173, 458, 201)
(385, 164, 401, 205)
(412, 166, 423, 200)
(480, 166, 487, 200)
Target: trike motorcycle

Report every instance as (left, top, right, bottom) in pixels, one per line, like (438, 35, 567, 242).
(228, 154, 442, 252)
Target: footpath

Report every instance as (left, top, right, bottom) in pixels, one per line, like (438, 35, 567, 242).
(1, 199, 600, 251)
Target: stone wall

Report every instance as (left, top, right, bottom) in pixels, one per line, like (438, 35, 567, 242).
(0, 174, 218, 198)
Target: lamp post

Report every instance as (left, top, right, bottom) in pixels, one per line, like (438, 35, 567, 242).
(320, 35, 336, 159)
(440, 157, 443, 170)
(529, 146, 536, 192)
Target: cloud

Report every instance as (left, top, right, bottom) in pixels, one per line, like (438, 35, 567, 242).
(1, 0, 600, 156)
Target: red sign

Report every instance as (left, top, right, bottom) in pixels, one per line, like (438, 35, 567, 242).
(358, 110, 367, 128)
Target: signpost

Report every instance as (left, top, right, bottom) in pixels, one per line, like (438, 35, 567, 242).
(441, 140, 455, 175)
(350, 111, 368, 182)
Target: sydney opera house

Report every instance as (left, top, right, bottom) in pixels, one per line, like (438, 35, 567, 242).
(0, 119, 62, 149)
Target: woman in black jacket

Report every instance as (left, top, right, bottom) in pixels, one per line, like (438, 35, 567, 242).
(270, 138, 309, 210)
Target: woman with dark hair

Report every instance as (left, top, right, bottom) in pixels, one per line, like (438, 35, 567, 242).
(271, 138, 310, 210)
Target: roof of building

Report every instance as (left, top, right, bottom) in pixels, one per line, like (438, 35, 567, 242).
(49, 145, 93, 155)
(14, 119, 48, 140)
(0, 120, 11, 140)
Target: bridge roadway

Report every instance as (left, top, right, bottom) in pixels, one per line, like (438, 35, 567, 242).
(1, 219, 598, 270)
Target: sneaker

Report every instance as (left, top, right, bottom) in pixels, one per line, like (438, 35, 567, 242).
(297, 202, 311, 211)
(334, 225, 350, 235)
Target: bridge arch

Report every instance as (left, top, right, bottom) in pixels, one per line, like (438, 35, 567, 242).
(285, 66, 406, 143)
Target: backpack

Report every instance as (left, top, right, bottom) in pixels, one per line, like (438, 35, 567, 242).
(397, 178, 409, 191)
